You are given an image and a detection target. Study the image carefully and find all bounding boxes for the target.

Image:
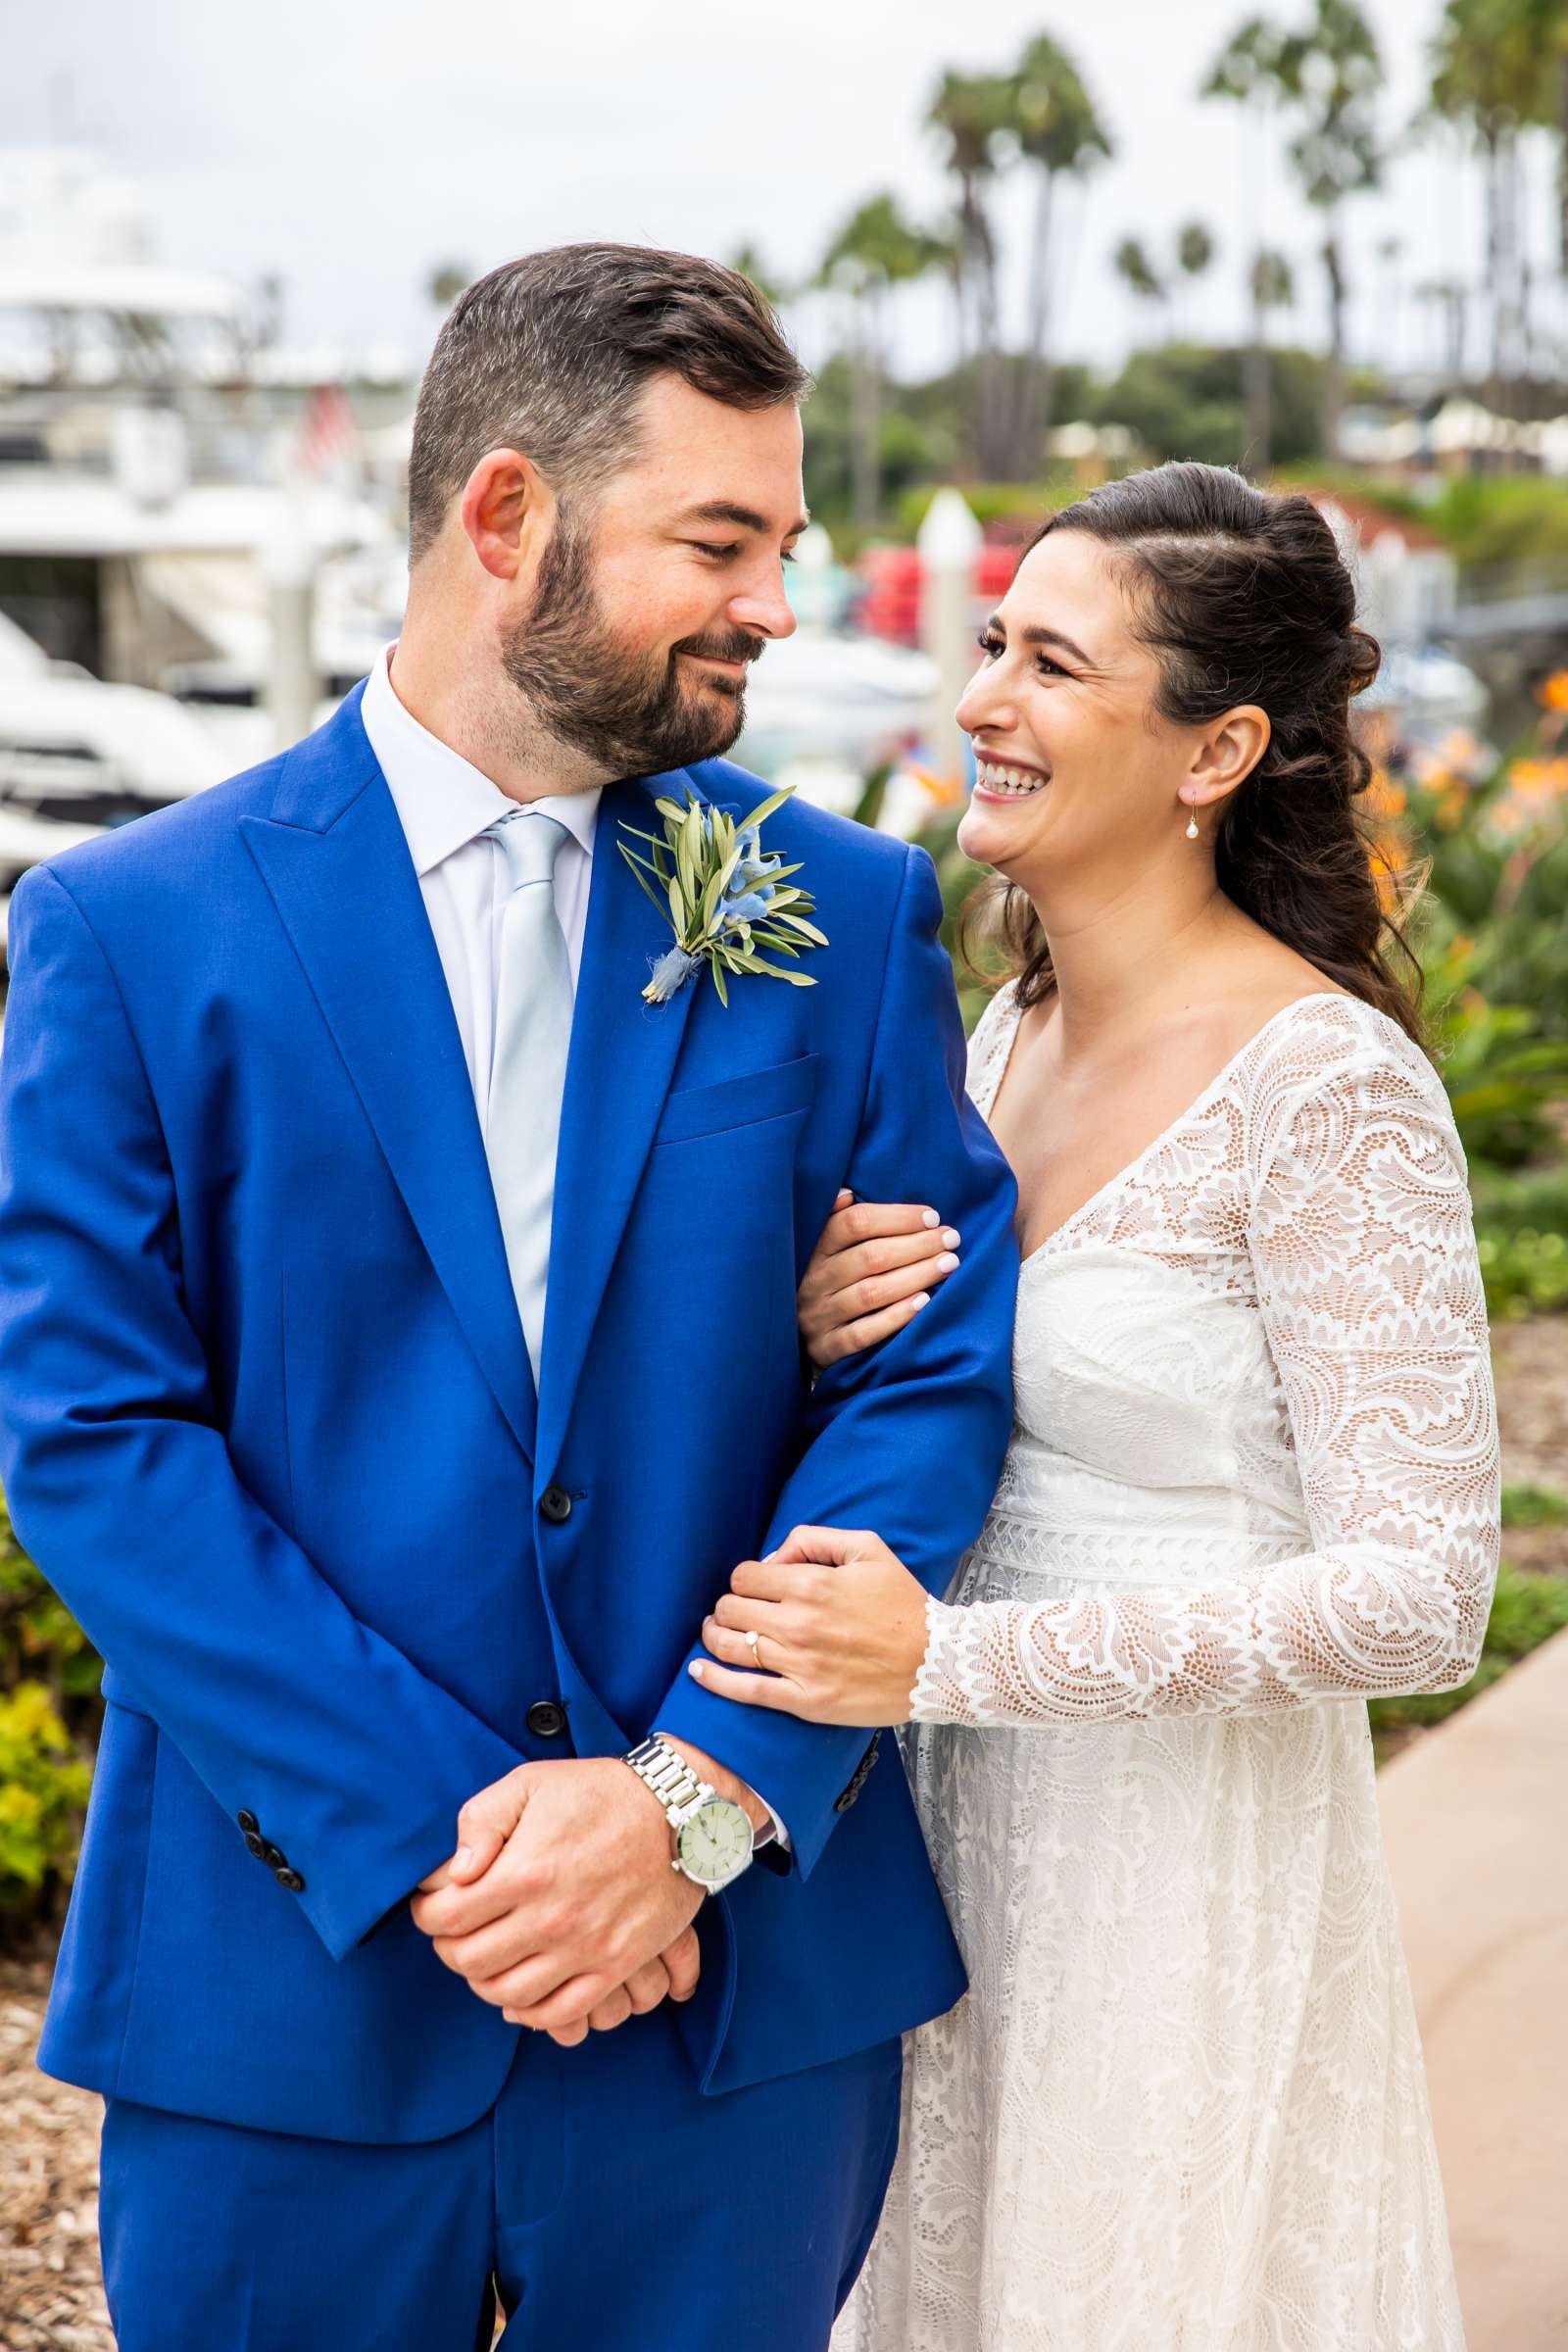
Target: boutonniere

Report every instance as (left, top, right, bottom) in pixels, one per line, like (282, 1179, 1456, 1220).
(619, 786, 828, 1006)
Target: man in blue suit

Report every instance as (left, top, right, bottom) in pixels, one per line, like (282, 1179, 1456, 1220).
(0, 245, 1016, 2350)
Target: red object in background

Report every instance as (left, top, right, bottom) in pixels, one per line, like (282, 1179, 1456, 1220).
(297, 384, 359, 477)
(855, 540, 1022, 647)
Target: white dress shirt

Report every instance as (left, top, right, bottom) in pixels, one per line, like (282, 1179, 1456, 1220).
(361, 644, 786, 1851)
(361, 642, 600, 1132)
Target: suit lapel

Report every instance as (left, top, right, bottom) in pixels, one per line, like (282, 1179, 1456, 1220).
(241, 689, 537, 1462)
(534, 768, 705, 1474)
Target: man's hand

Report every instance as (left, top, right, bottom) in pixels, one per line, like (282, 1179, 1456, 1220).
(410, 1745, 758, 2041)
(425, 1841, 698, 2044)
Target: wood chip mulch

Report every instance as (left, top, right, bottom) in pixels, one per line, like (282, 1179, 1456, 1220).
(0, 1954, 112, 2351)
(4, 1317, 1566, 2347)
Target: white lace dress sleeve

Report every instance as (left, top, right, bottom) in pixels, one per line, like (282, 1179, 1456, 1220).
(912, 1027, 1501, 1727)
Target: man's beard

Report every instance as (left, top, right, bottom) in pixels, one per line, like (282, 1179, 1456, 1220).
(499, 506, 765, 778)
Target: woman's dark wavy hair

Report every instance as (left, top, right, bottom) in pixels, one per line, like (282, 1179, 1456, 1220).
(961, 461, 1426, 1044)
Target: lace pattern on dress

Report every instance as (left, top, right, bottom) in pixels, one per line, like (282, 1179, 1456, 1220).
(915, 991, 1501, 1728)
(834, 987, 1480, 2352)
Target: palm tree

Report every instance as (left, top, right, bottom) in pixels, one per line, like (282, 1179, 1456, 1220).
(1275, 0, 1384, 464)
(1246, 249, 1297, 473)
(1428, 0, 1557, 429)
(1114, 236, 1167, 310)
(1177, 221, 1217, 282)
(1008, 32, 1113, 472)
(426, 263, 472, 313)
(1534, 0, 1568, 288)
(728, 244, 792, 308)
(1375, 233, 1404, 380)
(817, 194, 942, 525)
(1251, 248, 1297, 311)
(1495, 0, 1568, 350)
(1203, 4, 1372, 470)
(1202, 18, 1293, 470)
(1117, 222, 1217, 342)
(926, 67, 1017, 472)
(1417, 274, 1470, 385)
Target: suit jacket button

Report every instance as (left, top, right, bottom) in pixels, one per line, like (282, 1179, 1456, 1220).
(261, 1841, 286, 1869)
(526, 1699, 567, 1740)
(540, 1486, 573, 1525)
(275, 1868, 306, 1892)
(244, 1831, 268, 1859)
(237, 1810, 260, 1835)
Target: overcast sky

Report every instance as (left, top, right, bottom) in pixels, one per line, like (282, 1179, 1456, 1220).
(6, 0, 1564, 391)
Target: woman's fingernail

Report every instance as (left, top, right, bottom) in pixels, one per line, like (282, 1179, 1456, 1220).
(936, 1253, 959, 1274)
(454, 1845, 473, 1872)
(911, 1292, 931, 1309)
(688, 1660, 706, 1680)
(940, 1228, 961, 1249)
(921, 1208, 941, 1229)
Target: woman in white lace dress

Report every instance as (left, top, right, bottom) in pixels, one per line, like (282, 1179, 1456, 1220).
(689, 464, 1499, 2350)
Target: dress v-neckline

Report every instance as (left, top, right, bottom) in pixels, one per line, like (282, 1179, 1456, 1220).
(981, 988, 1348, 1270)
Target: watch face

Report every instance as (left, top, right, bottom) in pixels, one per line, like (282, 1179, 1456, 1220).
(677, 1797, 753, 1886)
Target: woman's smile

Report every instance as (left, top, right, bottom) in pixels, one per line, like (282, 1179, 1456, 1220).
(972, 750, 1052, 802)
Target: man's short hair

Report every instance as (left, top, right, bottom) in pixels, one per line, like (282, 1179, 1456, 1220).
(407, 242, 809, 563)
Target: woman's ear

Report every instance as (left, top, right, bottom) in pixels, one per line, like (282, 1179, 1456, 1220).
(1184, 705, 1270, 813)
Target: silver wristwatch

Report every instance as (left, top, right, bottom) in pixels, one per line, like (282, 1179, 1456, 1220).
(622, 1736, 756, 1893)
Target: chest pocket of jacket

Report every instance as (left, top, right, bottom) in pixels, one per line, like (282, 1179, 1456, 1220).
(654, 1052, 818, 1147)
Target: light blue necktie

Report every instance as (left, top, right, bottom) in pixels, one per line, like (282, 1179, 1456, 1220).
(483, 809, 572, 1382)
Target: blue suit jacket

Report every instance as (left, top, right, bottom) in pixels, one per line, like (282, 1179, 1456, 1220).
(0, 683, 1017, 2144)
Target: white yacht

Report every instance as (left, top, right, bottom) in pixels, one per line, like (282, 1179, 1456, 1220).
(0, 612, 223, 955)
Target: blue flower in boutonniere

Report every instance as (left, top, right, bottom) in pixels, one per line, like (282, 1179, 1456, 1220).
(618, 786, 828, 1006)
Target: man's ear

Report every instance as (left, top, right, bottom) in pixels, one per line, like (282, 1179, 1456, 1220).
(460, 449, 556, 582)
(1185, 704, 1270, 814)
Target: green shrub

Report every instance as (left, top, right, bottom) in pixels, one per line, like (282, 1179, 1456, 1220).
(0, 1680, 92, 1913)
(1501, 1482, 1568, 1528)
(1368, 1561, 1568, 1740)
(0, 1488, 102, 1930)
(1, 1490, 102, 1707)
(1422, 474, 1568, 571)
(895, 474, 1081, 539)
(1476, 1225, 1568, 1319)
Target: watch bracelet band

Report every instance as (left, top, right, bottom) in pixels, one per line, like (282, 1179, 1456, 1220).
(622, 1735, 715, 1831)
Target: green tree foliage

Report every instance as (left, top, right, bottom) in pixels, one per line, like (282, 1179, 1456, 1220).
(1274, 0, 1384, 462)
(1368, 1561, 1568, 1738)
(1177, 221, 1217, 280)
(1427, 0, 1568, 415)
(1097, 342, 1325, 467)
(800, 357, 955, 536)
(817, 194, 948, 526)
(1200, 18, 1297, 470)
(425, 262, 471, 313)
(924, 40, 1110, 476)
(728, 243, 793, 309)
(925, 65, 1017, 473)
(1009, 33, 1114, 474)
(0, 1491, 99, 1928)
(1113, 237, 1166, 307)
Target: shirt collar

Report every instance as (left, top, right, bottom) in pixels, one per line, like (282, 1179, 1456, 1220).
(361, 642, 600, 878)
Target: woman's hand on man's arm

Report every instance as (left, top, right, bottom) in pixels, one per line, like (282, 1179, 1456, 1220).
(798, 1189, 963, 1369)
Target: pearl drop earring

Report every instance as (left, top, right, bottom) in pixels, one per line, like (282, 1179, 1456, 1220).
(1184, 808, 1200, 840)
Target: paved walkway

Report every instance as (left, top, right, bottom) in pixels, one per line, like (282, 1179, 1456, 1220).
(1380, 1624, 1568, 2350)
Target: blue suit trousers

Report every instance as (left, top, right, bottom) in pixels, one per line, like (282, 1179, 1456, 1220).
(99, 2016, 904, 2351)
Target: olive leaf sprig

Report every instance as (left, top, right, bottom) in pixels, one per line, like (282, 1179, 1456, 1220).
(618, 787, 827, 1006)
